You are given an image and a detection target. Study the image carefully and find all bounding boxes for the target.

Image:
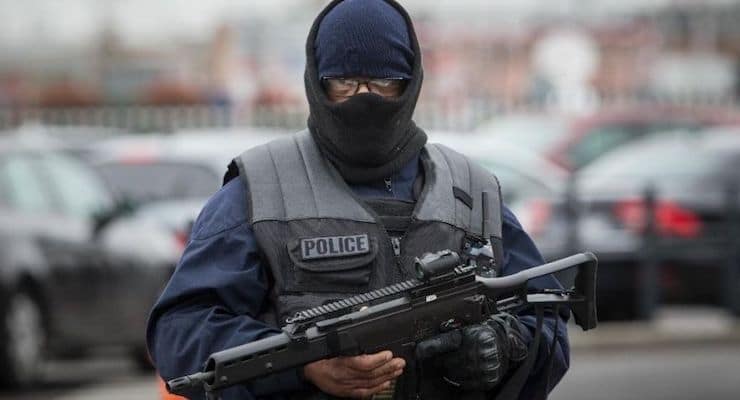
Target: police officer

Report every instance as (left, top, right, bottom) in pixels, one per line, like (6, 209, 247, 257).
(147, 1, 569, 399)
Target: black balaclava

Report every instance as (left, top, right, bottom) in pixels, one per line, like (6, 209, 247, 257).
(305, 0, 427, 184)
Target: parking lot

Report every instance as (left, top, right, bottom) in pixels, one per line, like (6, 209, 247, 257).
(0, 307, 736, 400)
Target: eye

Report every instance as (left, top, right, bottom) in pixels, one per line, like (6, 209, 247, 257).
(341, 78, 360, 85)
(369, 79, 396, 88)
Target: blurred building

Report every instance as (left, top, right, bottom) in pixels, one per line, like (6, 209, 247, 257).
(0, 0, 737, 131)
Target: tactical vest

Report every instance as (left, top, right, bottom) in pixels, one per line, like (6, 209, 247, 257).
(228, 131, 503, 399)
(230, 130, 503, 323)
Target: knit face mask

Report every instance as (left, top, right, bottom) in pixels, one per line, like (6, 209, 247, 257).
(304, 0, 427, 183)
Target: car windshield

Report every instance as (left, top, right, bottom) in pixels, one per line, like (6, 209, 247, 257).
(475, 158, 554, 205)
(577, 139, 727, 193)
(97, 161, 221, 203)
(568, 120, 704, 170)
(476, 115, 568, 153)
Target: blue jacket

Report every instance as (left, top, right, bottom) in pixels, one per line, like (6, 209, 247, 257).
(147, 155, 569, 400)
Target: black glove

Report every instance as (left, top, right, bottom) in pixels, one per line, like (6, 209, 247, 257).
(486, 313, 529, 366)
(416, 313, 529, 392)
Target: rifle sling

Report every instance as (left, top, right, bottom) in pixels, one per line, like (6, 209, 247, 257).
(542, 305, 561, 398)
(494, 306, 545, 400)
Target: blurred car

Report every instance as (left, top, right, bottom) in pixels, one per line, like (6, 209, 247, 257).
(428, 132, 570, 260)
(92, 129, 287, 201)
(90, 129, 294, 400)
(1, 122, 125, 161)
(90, 129, 287, 248)
(547, 129, 740, 320)
(473, 107, 740, 172)
(547, 105, 740, 171)
(0, 134, 180, 387)
(474, 113, 570, 155)
(96, 157, 222, 206)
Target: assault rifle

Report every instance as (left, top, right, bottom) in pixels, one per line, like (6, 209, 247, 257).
(167, 250, 597, 398)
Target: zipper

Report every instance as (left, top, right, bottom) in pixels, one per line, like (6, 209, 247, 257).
(384, 230, 406, 281)
(348, 196, 407, 280)
(390, 236, 401, 257)
(333, 173, 413, 281)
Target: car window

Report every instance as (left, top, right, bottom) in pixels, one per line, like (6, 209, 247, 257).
(568, 121, 704, 170)
(568, 124, 643, 170)
(709, 152, 740, 193)
(479, 116, 568, 153)
(578, 141, 726, 194)
(0, 154, 55, 213)
(40, 154, 113, 218)
(96, 162, 221, 203)
(476, 159, 552, 204)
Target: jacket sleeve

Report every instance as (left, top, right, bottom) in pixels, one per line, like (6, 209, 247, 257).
(146, 179, 306, 400)
(500, 205, 570, 400)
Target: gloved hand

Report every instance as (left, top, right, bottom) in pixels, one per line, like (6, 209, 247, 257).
(416, 313, 529, 392)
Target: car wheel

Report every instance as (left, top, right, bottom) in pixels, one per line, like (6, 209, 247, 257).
(597, 289, 640, 321)
(731, 266, 740, 317)
(0, 289, 46, 388)
(596, 263, 644, 321)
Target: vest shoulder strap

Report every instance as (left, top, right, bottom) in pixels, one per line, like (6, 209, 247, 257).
(420, 143, 503, 241)
(230, 132, 503, 241)
(233, 130, 374, 224)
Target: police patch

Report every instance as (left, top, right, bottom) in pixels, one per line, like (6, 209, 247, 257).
(300, 234, 371, 260)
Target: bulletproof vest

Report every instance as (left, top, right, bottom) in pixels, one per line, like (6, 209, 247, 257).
(228, 131, 503, 399)
(230, 130, 502, 323)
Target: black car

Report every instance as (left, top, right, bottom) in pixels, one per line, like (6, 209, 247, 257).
(547, 106, 740, 171)
(0, 136, 178, 387)
(547, 129, 740, 320)
(90, 130, 282, 204)
(90, 130, 283, 249)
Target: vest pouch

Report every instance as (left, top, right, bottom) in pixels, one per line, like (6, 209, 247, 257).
(286, 234, 379, 293)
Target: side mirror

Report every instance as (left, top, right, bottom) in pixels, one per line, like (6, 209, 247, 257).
(92, 197, 138, 235)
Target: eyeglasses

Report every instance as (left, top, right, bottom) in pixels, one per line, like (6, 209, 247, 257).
(322, 77, 407, 99)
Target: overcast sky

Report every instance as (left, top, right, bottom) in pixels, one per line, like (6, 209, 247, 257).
(0, 0, 307, 49)
(0, 0, 735, 51)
